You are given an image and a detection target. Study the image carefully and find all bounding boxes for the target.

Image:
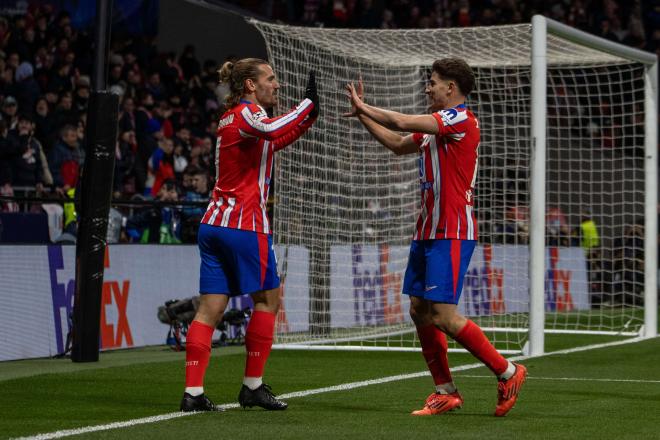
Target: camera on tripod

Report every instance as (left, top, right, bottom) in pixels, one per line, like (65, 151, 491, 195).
(157, 297, 251, 350)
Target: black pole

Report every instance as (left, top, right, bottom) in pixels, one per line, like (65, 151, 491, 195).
(71, 0, 118, 362)
(92, 0, 112, 90)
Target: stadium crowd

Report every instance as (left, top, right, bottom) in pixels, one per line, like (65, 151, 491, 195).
(248, 0, 658, 52)
(0, 3, 226, 242)
(0, 0, 657, 247)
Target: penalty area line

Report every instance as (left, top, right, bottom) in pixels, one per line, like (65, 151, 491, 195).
(11, 336, 652, 440)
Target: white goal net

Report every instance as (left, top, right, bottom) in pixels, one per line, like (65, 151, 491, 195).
(250, 18, 657, 353)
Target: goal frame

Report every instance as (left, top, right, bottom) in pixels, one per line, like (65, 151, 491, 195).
(528, 15, 658, 355)
(246, 15, 659, 355)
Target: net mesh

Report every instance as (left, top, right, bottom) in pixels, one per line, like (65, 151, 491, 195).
(251, 20, 647, 352)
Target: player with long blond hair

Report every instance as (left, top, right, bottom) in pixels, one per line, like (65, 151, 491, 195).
(180, 58, 319, 412)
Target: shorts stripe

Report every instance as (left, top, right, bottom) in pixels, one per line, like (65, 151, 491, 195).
(257, 232, 268, 287)
(450, 240, 461, 299)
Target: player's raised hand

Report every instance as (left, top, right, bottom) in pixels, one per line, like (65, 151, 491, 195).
(305, 71, 319, 117)
(343, 77, 364, 117)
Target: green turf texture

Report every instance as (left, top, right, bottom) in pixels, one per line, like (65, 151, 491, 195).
(1, 334, 659, 439)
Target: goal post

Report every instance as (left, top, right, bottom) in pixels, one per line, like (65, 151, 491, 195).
(530, 16, 658, 354)
(248, 15, 658, 355)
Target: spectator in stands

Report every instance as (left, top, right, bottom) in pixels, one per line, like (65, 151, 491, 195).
(575, 209, 603, 306)
(546, 206, 571, 246)
(51, 91, 78, 129)
(190, 135, 214, 175)
(172, 140, 188, 179)
(181, 166, 208, 243)
(33, 97, 54, 151)
(146, 135, 175, 196)
(502, 203, 529, 244)
(1, 95, 18, 130)
(578, 209, 600, 258)
(115, 129, 137, 198)
(73, 76, 90, 113)
(9, 113, 48, 192)
(174, 125, 192, 155)
(119, 95, 136, 133)
(183, 166, 208, 216)
(621, 220, 645, 305)
(179, 44, 201, 78)
(14, 61, 39, 111)
(126, 179, 181, 243)
(146, 71, 165, 101)
(0, 119, 18, 212)
(154, 99, 175, 138)
(49, 124, 84, 194)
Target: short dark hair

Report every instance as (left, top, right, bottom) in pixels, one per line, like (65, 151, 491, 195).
(161, 179, 177, 192)
(17, 113, 33, 123)
(431, 58, 475, 96)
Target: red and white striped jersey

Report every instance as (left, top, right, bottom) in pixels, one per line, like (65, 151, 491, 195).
(201, 98, 316, 233)
(411, 104, 479, 241)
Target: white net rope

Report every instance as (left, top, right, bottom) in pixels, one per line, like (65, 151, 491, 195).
(251, 20, 646, 351)
(544, 64, 647, 334)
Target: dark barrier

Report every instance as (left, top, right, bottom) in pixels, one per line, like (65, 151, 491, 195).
(71, 91, 119, 362)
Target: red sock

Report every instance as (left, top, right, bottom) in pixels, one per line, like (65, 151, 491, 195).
(185, 320, 215, 387)
(417, 324, 453, 385)
(453, 320, 508, 375)
(244, 310, 276, 378)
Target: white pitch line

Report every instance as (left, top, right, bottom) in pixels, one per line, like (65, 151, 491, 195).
(455, 374, 660, 384)
(11, 336, 655, 440)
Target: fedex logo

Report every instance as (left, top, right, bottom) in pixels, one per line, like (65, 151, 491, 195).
(462, 245, 505, 316)
(101, 249, 133, 348)
(48, 246, 134, 352)
(48, 246, 75, 354)
(545, 247, 574, 312)
(352, 244, 404, 326)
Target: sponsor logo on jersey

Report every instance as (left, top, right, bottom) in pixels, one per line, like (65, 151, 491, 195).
(439, 108, 468, 126)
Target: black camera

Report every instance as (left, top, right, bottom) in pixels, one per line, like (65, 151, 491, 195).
(157, 297, 251, 350)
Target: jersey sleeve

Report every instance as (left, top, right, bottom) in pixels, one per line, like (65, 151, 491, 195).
(412, 132, 425, 146)
(272, 113, 317, 151)
(239, 99, 315, 141)
(431, 108, 471, 137)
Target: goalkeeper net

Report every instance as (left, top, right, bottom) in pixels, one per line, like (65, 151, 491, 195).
(249, 18, 656, 353)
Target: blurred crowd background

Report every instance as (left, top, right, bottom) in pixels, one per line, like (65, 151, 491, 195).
(0, 0, 656, 248)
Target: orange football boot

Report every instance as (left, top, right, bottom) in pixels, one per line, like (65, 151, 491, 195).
(494, 363, 527, 417)
(411, 391, 463, 416)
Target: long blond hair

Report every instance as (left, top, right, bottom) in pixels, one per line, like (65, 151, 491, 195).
(218, 58, 270, 108)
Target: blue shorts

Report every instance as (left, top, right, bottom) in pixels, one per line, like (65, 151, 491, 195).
(402, 239, 476, 304)
(198, 224, 280, 296)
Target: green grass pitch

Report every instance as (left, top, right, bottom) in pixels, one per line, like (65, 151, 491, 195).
(1, 333, 659, 439)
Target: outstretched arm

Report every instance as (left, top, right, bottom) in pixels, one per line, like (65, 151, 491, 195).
(344, 78, 418, 155)
(240, 98, 315, 141)
(272, 114, 317, 151)
(346, 83, 438, 135)
(357, 114, 419, 155)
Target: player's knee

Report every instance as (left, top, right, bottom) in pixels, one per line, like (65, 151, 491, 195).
(252, 288, 281, 314)
(430, 314, 452, 334)
(267, 297, 281, 314)
(409, 304, 432, 326)
(431, 313, 466, 337)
